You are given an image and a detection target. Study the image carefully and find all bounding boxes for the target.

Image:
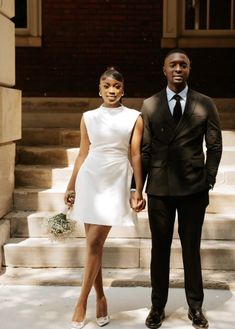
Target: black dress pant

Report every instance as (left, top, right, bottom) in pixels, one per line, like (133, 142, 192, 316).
(148, 190, 209, 310)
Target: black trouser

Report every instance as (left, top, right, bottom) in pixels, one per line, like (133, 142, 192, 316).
(148, 190, 209, 310)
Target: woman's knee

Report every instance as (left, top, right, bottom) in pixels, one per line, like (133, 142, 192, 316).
(87, 237, 105, 254)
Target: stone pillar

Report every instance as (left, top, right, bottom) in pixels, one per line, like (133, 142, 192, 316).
(0, 0, 21, 269)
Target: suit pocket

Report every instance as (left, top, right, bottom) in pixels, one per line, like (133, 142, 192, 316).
(191, 156, 204, 168)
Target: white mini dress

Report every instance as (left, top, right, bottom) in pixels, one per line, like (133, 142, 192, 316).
(70, 105, 140, 226)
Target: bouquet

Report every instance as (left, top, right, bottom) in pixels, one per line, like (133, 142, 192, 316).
(47, 211, 76, 240)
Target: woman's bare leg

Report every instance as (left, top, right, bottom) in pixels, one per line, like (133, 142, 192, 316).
(93, 265, 108, 318)
(72, 224, 111, 322)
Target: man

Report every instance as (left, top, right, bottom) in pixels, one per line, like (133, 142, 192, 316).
(141, 49, 222, 329)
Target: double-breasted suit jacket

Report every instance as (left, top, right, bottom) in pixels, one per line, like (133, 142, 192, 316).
(141, 88, 222, 196)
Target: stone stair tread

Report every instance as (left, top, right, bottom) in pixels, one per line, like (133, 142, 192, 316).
(141, 238, 235, 248)
(4, 236, 235, 249)
(13, 186, 235, 213)
(3, 237, 235, 270)
(15, 164, 71, 169)
(212, 185, 235, 193)
(5, 237, 138, 246)
(0, 267, 234, 290)
(5, 209, 235, 221)
(5, 210, 235, 240)
(15, 163, 235, 170)
(3, 237, 140, 268)
(17, 145, 78, 150)
(13, 184, 235, 194)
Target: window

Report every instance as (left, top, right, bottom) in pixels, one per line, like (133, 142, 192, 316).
(13, 0, 42, 47)
(162, 0, 235, 48)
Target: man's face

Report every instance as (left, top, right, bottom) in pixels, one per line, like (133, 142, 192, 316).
(163, 52, 191, 91)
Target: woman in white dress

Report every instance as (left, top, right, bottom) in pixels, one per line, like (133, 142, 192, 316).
(64, 67, 145, 329)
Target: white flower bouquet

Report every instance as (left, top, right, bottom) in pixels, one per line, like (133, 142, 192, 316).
(47, 211, 76, 240)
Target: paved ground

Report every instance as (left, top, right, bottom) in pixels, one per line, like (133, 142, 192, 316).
(0, 286, 234, 329)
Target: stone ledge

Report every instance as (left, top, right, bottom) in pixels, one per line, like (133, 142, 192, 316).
(0, 268, 234, 291)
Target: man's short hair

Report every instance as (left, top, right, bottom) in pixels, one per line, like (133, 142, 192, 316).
(164, 48, 190, 60)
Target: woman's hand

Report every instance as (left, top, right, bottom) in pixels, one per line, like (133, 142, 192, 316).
(130, 190, 146, 212)
(64, 190, 75, 208)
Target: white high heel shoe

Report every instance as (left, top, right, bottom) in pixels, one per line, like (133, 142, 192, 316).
(96, 315, 110, 327)
(70, 320, 85, 329)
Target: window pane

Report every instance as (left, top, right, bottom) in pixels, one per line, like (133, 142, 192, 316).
(12, 0, 27, 28)
(185, 0, 195, 29)
(198, 0, 207, 29)
(210, 0, 231, 29)
(185, 0, 207, 30)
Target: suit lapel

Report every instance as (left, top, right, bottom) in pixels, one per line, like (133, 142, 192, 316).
(158, 89, 176, 131)
(172, 89, 197, 136)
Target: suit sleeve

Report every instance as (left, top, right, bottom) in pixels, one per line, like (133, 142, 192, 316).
(205, 98, 223, 187)
(141, 101, 152, 187)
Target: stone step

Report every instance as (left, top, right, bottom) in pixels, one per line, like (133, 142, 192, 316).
(15, 165, 73, 188)
(16, 146, 79, 166)
(15, 163, 235, 189)
(216, 165, 235, 187)
(3, 238, 140, 268)
(0, 267, 234, 290)
(21, 98, 95, 129)
(18, 128, 80, 147)
(220, 147, 235, 166)
(3, 237, 235, 270)
(21, 97, 235, 129)
(140, 239, 235, 270)
(222, 130, 235, 147)
(18, 129, 235, 148)
(16, 145, 235, 167)
(6, 210, 235, 241)
(13, 186, 235, 214)
(206, 185, 235, 214)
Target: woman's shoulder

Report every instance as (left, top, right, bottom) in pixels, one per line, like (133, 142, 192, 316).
(83, 107, 100, 118)
(122, 106, 140, 116)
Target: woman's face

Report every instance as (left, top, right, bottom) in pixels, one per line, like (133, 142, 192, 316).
(99, 76, 124, 107)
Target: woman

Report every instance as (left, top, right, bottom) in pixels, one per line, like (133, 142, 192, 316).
(64, 67, 145, 329)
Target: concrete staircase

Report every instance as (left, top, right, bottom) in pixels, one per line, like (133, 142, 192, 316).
(1, 98, 235, 288)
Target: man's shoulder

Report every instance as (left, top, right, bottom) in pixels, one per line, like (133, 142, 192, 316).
(188, 88, 213, 102)
(188, 89, 217, 110)
(143, 89, 166, 105)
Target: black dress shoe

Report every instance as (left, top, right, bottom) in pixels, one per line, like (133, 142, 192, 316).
(145, 307, 165, 329)
(188, 308, 209, 329)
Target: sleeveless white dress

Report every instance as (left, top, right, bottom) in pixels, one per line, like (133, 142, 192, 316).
(69, 105, 140, 226)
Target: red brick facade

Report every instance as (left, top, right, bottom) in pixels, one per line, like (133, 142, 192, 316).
(15, 0, 235, 97)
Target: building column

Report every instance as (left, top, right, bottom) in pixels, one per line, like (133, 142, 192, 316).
(0, 0, 21, 269)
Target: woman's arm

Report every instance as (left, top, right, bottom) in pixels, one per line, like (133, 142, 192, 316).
(130, 115, 145, 211)
(64, 115, 90, 206)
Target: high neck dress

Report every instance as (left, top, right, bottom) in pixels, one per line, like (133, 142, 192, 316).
(69, 105, 140, 226)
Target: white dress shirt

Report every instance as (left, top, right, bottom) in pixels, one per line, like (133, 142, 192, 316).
(166, 85, 188, 115)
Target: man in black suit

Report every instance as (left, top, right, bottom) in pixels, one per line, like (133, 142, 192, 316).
(141, 49, 222, 329)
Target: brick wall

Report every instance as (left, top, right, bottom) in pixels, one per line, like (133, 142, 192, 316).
(15, 0, 235, 98)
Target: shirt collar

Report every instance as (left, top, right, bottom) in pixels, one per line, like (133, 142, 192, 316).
(166, 85, 188, 102)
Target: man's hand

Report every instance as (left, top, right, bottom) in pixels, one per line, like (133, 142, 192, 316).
(130, 191, 146, 212)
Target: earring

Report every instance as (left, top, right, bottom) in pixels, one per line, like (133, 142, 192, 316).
(99, 91, 102, 96)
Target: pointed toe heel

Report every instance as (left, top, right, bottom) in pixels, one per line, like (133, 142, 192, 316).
(70, 320, 85, 329)
(96, 315, 110, 327)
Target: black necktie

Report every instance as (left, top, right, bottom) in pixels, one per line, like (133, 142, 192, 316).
(173, 94, 182, 124)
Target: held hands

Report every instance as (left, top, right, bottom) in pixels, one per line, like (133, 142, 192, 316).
(130, 190, 146, 212)
(64, 190, 76, 209)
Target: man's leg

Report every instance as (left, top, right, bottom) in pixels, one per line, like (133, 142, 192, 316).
(177, 190, 209, 309)
(148, 195, 176, 310)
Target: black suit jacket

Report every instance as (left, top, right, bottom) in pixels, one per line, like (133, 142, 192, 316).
(141, 88, 222, 196)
